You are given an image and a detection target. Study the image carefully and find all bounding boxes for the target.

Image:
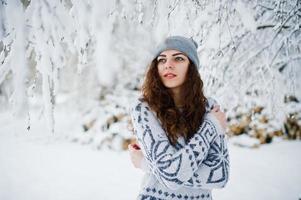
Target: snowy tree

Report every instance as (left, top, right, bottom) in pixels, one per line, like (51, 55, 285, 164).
(0, 0, 300, 134)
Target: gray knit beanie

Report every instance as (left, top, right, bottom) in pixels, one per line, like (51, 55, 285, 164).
(154, 36, 200, 69)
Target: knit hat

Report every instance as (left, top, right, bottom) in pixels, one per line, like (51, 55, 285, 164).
(154, 36, 200, 68)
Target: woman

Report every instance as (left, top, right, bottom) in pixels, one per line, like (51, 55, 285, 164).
(128, 36, 229, 200)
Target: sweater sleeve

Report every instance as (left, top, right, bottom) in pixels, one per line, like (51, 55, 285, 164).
(183, 134, 230, 189)
(130, 99, 223, 190)
(182, 97, 230, 189)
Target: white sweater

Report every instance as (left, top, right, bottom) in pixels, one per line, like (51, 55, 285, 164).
(129, 97, 230, 200)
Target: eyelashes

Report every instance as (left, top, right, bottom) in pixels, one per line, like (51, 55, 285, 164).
(157, 56, 186, 63)
(157, 58, 166, 63)
(175, 57, 184, 61)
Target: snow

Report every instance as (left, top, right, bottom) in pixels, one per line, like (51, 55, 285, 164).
(1, 0, 300, 136)
(0, 135, 141, 200)
(0, 110, 300, 200)
(235, 0, 257, 33)
(0, 110, 142, 200)
(0, 1, 301, 199)
(229, 134, 261, 148)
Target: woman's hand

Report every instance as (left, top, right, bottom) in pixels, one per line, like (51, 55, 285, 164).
(128, 143, 144, 169)
(210, 105, 227, 131)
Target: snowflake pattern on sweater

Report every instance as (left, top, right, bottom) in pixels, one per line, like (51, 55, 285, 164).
(130, 97, 230, 200)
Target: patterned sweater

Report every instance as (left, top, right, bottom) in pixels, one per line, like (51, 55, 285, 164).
(129, 97, 230, 200)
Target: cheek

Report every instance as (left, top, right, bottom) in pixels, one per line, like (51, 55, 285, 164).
(157, 65, 164, 78)
(178, 64, 189, 79)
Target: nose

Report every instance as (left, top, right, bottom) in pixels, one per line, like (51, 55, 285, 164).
(164, 59, 174, 69)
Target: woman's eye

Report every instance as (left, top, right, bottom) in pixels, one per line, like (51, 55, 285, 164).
(175, 57, 184, 61)
(158, 58, 166, 63)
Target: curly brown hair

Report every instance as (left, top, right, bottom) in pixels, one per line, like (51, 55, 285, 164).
(140, 58, 207, 146)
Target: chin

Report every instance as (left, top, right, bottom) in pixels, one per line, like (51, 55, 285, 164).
(164, 83, 181, 88)
(162, 79, 185, 89)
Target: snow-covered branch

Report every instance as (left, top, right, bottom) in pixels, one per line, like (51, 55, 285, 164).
(0, 0, 300, 135)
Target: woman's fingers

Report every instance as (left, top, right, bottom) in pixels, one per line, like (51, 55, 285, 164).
(128, 144, 136, 152)
(132, 143, 141, 150)
(210, 108, 227, 132)
(128, 143, 144, 169)
(128, 143, 141, 151)
(211, 105, 220, 112)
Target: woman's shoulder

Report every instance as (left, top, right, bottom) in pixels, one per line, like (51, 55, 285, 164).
(130, 96, 150, 113)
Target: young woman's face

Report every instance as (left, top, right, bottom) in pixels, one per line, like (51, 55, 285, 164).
(157, 49, 190, 91)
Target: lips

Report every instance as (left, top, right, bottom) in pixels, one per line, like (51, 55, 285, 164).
(164, 72, 177, 79)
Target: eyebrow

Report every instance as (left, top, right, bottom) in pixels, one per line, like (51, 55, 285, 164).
(158, 53, 185, 58)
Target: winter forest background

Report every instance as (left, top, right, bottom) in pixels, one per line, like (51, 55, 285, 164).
(0, 0, 300, 200)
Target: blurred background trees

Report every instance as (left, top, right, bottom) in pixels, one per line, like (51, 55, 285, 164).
(0, 0, 300, 149)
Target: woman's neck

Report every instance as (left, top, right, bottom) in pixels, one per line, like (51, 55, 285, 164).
(171, 87, 183, 108)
